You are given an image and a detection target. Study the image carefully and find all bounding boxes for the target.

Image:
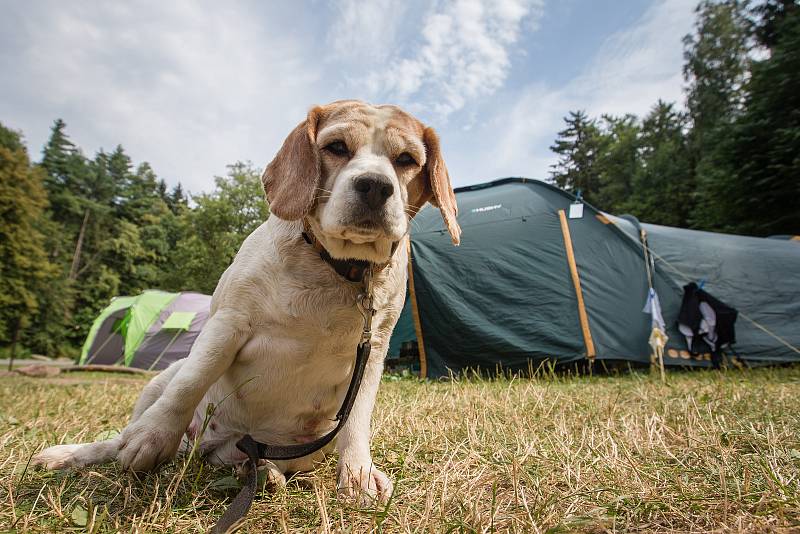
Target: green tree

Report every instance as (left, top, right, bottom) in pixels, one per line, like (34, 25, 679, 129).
(126, 171, 178, 292)
(62, 149, 163, 345)
(115, 149, 160, 223)
(683, 0, 753, 145)
(0, 124, 58, 359)
(593, 114, 642, 213)
(752, 0, 796, 51)
(164, 162, 268, 293)
(39, 125, 148, 347)
(167, 183, 188, 214)
(40, 119, 93, 270)
(41, 119, 77, 187)
(683, 0, 754, 231)
(626, 101, 694, 227)
(720, 0, 800, 235)
(549, 111, 604, 203)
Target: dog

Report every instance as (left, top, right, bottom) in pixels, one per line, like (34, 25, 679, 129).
(33, 100, 461, 504)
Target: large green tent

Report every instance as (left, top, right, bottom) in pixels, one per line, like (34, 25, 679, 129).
(389, 178, 800, 377)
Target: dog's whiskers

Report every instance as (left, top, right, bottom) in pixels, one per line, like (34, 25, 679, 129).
(406, 213, 422, 232)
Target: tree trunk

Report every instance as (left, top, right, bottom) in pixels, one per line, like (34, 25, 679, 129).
(69, 208, 90, 281)
(8, 318, 20, 371)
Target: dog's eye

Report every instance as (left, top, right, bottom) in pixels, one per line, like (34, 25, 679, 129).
(395, 152, 417, 166)
(323, 141, 349, 157)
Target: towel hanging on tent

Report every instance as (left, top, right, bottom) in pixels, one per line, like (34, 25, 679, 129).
(643, 288, 666, 333)
(644, 287, 668, 380)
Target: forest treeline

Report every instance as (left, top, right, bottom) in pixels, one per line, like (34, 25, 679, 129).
(549, 0, 798, 235)
(1, 0, 798, 358)
(0, 121, 267, 357)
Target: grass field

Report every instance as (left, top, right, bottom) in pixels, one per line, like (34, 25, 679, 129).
(2, 366, 800, 533)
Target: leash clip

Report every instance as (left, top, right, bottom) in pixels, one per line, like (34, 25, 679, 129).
(356, 266, 376, 344)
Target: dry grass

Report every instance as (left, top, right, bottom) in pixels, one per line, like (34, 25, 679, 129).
(2, 366, 800, 533)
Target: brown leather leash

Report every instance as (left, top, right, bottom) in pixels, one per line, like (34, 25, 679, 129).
(211, 249, 379, 533)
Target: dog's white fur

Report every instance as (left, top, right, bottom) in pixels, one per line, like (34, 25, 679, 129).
(33, 101, 460, 503)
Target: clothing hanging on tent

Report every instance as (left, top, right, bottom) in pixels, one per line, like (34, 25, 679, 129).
(678, 282, 738, 366)
(643, 289, 666, 332)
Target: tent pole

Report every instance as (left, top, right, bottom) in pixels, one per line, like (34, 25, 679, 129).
(85, 330, 121, 365)
(558, 210, 597, 359)
(147, 330, 182, 371)
(406, 238, 429, 378)
(640, 229, 666, 381)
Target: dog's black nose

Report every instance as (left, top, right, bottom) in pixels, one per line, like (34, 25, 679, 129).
(354, 174, 394, 210)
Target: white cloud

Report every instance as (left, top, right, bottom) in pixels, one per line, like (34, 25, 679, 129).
(0, 1, 320, 193)
(327, 0, 409, 64)
(340, 0, 545, 119)
(454, 0, 698, 184)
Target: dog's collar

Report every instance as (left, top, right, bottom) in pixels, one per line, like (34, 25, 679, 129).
(301, 219, 396, 283)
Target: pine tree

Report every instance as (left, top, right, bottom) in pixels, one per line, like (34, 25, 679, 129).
(40, 120, 93, 270)
(120, 163, 172, 292)
(157, 178, 169, 202)
(41, 119, 76, 186)
(40, 119, 91, 217)
(593, 114, 642, 213)
(168, 183, 187, 214)
(549, 111, 604, 203)
(627, 101, 694, 227)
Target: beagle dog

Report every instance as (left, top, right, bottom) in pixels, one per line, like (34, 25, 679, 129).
(33, 100, 460, 503)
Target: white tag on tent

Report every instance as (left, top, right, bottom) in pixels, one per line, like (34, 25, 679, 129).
(568, 202, 584, 219)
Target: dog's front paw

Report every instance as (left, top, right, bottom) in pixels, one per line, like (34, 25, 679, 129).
(117, 420, 182, 472)
(336, 459, 393, 505)
(32, 444, 85, 470)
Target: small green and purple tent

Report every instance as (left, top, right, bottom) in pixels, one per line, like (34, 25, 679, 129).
(79, 290, 211, 370)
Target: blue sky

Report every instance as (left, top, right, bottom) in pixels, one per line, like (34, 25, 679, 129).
(0, 0, 698, 194)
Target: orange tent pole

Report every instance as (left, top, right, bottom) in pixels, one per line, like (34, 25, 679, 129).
(558, 209, 596, 359)
(406, 238, 429, 377)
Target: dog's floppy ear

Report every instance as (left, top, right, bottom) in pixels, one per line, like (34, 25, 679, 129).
(422, 127, 461, 245)
(262, 106, 322, 220)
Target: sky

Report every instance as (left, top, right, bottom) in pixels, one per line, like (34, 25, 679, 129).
(0, 0, 699, 195)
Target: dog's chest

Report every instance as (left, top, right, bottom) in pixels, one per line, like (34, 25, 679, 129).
(196, 221, 403, 446)
(204, 284, 367, 440)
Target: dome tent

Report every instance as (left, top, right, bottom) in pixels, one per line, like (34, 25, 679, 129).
(79, 290, 211, 370)
(389, 178, 800, 378)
